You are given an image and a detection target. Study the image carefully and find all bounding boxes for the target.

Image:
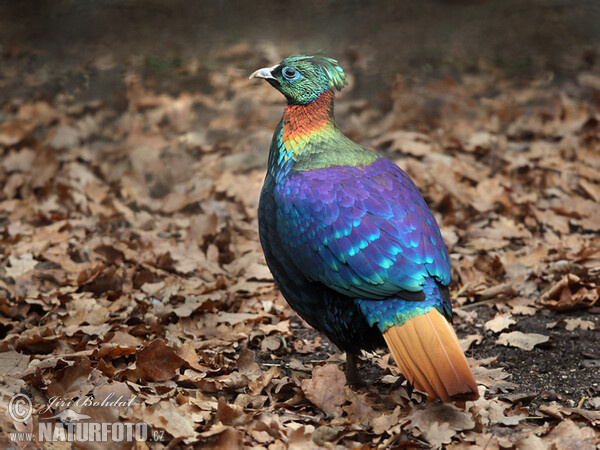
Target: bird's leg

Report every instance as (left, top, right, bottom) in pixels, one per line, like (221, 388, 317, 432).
(345, 352, 366, 387)
(405, 381, 414, 398)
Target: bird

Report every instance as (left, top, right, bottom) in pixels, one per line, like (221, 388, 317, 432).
(250, 55, 478, 402)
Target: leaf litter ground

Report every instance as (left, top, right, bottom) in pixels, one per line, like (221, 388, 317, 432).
(0, 44, 599, 448)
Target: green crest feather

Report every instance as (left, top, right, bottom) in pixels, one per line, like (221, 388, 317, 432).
(281, 55, 348, 92)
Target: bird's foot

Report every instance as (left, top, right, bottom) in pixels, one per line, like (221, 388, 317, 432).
(346, 370, 367, 387)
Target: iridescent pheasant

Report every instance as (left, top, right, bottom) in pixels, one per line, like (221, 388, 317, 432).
(251, 55, 478, 402)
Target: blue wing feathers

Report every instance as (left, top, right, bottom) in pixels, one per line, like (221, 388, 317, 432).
(274, 157, 451, 303)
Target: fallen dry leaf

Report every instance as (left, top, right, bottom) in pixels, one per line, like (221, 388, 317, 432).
(497, 331, 550, 351)
(408, 404, 475, 447)
(541, 274, 600, 311)
(484, 314, 517, 333)
(564, 318, 595, 331)
(46, 357, 95, 400)
(370, 406, 402, 435)
(5, 253, 38, 279)
(460, 334, 483, 352)
(301, 364, 346, 416)
(132, 340, 186, 381)
(543, 419, 598, 449)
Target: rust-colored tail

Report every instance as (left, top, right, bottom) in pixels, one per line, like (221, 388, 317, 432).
(382, 308, 479, 402)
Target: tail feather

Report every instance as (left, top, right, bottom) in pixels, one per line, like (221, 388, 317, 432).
(382, 308, 479, 402)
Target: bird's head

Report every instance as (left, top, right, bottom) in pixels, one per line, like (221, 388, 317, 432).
(250, 55, 347, 105)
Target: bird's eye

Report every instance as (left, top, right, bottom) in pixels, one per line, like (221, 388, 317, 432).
(281, 66, 302, 81)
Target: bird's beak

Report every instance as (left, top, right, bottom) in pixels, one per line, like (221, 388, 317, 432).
(249, 64, 278, 81)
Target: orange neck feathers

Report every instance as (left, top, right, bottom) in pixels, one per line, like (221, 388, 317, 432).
(282, 90, 334, 143)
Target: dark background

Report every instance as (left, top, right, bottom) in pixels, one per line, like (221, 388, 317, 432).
(2, 0, 600, 103)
